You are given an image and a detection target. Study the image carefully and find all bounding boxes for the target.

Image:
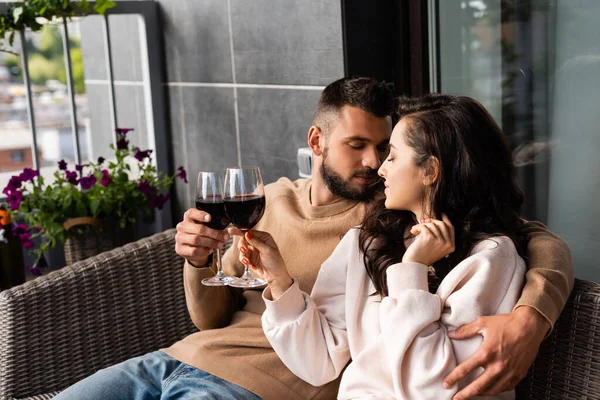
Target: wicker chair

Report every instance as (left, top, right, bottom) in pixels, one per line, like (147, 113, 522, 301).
(1, 229, 599, 399)
(0, 229, 197, 400)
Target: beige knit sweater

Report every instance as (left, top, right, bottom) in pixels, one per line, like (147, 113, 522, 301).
(163, 178, 573, 400)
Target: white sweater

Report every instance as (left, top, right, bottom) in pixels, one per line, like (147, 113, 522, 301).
(262, 228, 526, 400)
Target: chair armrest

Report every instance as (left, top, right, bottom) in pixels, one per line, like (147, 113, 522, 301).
(0, 229, 197, 399)
(516, 278, 600, 399)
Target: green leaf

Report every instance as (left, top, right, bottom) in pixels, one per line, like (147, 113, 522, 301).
(90, 198, 101, 216)
(75, 200, 87, 217)
(93, 0, 116, 15)
(63, 192, 73, 209)
(102, 200, 113, 216)
(79, 0, 89, 13)
(13, 7, 23, 24)
(9, 31, 15, 47)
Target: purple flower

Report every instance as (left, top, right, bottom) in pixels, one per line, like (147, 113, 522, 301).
(13, 223, 27, 236)
(20, 233, 35, 249)
(28, 256, 46, 276)
(65, 171, 79, 185)
(116, 137, 129, 150)
(5, 175, 23, 193)
(138, 180, 153, 196)
(79, 175, 97, 190)
(134, 147, 153, 162)
(149, 193, 170, 210)
(177, 166, 188, 183)
(100, 170, 111, 187)
(115, 128, 134, 135)
(19, 168, 39, 182)
(28, 265, 43, 277)
(58, 159, 68, 170)
(7, 190, 22, 211)
(97, 157, 105, 164)
(75, 164, 84, 172)
(14, 224, 35, 249)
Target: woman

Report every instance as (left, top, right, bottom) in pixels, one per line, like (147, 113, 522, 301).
(236, 94, 527, 399)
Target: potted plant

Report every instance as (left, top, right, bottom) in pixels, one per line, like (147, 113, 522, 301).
(1, 128, 188, 275)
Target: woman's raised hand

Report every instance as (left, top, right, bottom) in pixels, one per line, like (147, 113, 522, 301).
(402, 213, 455, 266)
(229, 228, 293, 299)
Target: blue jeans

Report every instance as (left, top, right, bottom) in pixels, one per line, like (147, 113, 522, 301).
(53, 351, 262, 400)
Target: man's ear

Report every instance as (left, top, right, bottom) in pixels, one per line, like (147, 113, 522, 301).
(422, 156, 440, 186)
(308, 126, 324, 156)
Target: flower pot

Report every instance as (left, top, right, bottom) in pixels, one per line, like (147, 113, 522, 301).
(0, 230, 26, 290)
(63, 217, 134, 265)
(0, 208, 26, 290)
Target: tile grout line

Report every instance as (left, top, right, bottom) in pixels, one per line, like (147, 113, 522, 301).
(174, 1, 192, 208)
(226, 0, 242, 167)
(167, 82, 326, 90)
(179, 84, 192, 208)
(87, 80, 326, 91)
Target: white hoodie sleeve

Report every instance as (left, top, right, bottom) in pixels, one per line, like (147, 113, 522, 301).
(380, 237, 525, 399)
(261, 230, 355, 387)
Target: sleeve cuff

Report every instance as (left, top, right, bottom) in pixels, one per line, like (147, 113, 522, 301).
(185, 259, 215, 280)
(514, 302, 555, 337)
(263, 279, 307, 325)
(386, 262, 429, 297)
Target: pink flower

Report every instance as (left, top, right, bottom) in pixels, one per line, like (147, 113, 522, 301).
(100, 170, 111, 187)
(115, 128, 134, 135)
(116, 137, 129, 150)
(79, 175, 97, 190)
(65, 171, 79, 185)
(19, 168, 39, 182)
(7, 190, 23, 211)
(177, 166, 188, 183)
(4, 175, 23, 193)
(138, 180, 153, 196)
(134, 147, 153, 162)
(149, 193, 170, 210)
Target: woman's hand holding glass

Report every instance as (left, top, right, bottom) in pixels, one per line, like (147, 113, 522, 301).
(402, 213, 455, 266)
(229, 228, 293, 300)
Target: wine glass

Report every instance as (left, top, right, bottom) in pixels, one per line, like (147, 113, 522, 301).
(223, 166, 267, 288)
(196, 171, 233, 286)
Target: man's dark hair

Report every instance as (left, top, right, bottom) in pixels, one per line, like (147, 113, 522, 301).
(313, 77, 395, 134)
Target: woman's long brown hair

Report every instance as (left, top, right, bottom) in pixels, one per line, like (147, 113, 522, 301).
(359, 94, 528, 296)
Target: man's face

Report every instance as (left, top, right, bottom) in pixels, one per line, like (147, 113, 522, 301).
(319, 105, 392, 201)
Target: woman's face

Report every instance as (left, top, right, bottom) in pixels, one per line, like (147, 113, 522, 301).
(378, 119, 427, 215)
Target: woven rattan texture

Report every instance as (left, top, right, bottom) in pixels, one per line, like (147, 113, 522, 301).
(516, 278, 600, 399)
(63, 231, 117, 265)
(0, 229, 197, 400)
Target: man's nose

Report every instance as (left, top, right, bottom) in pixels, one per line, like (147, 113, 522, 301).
(362, 148, 381, 170)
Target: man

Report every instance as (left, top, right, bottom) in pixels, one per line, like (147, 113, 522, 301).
(56, 77, 573, 400)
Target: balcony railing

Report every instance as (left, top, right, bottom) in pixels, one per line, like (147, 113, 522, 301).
(0, 1, 172, 231)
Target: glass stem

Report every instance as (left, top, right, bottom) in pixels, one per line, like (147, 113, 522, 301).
(241, 265, 253, 280)
(214, 249, 225, 278)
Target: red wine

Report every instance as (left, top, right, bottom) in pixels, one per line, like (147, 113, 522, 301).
(224, 195, 266, 231)
(195, 196, 231, 230)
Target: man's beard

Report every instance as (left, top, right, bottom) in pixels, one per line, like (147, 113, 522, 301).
(319, 152, 381, 202)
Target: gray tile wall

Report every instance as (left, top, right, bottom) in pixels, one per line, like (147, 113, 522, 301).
(81, 0, 345, 225)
